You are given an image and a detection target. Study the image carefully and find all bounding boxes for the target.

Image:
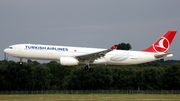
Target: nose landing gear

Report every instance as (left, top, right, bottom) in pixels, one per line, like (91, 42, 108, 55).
(20, 58, 23, 64)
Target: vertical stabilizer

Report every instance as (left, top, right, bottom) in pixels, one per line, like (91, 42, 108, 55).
(142, 30, 177, 53)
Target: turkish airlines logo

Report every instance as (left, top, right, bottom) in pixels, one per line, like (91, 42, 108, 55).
(153, 37, 169, 53)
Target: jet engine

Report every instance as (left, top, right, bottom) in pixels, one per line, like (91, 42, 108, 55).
(60, 57, 79, 66)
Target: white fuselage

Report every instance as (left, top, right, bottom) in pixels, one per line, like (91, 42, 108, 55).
(4, 44, 161, 65)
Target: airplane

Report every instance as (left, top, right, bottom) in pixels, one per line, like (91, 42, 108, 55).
(4, 30, 177, 71)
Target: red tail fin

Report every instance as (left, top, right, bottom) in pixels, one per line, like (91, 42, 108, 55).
(142, 30, 177, 53)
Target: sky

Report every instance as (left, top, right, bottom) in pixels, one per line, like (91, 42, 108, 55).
(0, 0, 180, 62)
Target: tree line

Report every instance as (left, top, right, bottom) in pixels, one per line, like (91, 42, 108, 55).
(0, 60, 180, 91)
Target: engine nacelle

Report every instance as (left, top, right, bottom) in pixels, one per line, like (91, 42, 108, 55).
(60, 57, 79, 66)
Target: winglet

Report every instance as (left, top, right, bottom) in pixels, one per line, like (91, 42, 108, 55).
(110, 44, 118, 50)
(142, 30, 177, 53)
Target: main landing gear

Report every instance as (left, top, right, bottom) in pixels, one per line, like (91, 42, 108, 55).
(84, 64, 93, 72)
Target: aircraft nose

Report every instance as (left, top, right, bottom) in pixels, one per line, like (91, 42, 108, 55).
(4, 49, 7, 53)
(4, 48, 10, 54)
(4, 49, 8, 54)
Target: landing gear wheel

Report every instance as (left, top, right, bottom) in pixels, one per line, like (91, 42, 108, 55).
(89, 68, 93, 72)
(84, 64, 93, 72)
(85, 65, 89, 70)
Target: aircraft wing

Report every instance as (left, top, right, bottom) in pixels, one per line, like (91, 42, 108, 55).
(75, 44, 118, 63)
(154, 53, 173, 59)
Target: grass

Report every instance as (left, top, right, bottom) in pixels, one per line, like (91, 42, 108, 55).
(0, 94, 180, 101)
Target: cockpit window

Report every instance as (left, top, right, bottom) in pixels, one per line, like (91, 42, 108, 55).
(8, 47, 13, 49)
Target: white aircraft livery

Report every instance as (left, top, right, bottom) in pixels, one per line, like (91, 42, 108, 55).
(4, 30, 177, 71)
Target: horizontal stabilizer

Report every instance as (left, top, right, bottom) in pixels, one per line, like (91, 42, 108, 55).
(154, 53, 173, 59)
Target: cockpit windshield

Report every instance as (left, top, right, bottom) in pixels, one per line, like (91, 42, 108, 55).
(8, 47, 13, 49)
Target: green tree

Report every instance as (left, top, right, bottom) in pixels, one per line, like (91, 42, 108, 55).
(67, 65, 113, 90)
(165, 64, 180, 90)
(117, 43, 131, 50)
(111, 66, 137, 90)
(1, 59, 180, 91)
(0, 60, 9, 90)
(46, 61, 75, 90)
(30, 64, 52, 90)
(140, 67, 165, 90)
